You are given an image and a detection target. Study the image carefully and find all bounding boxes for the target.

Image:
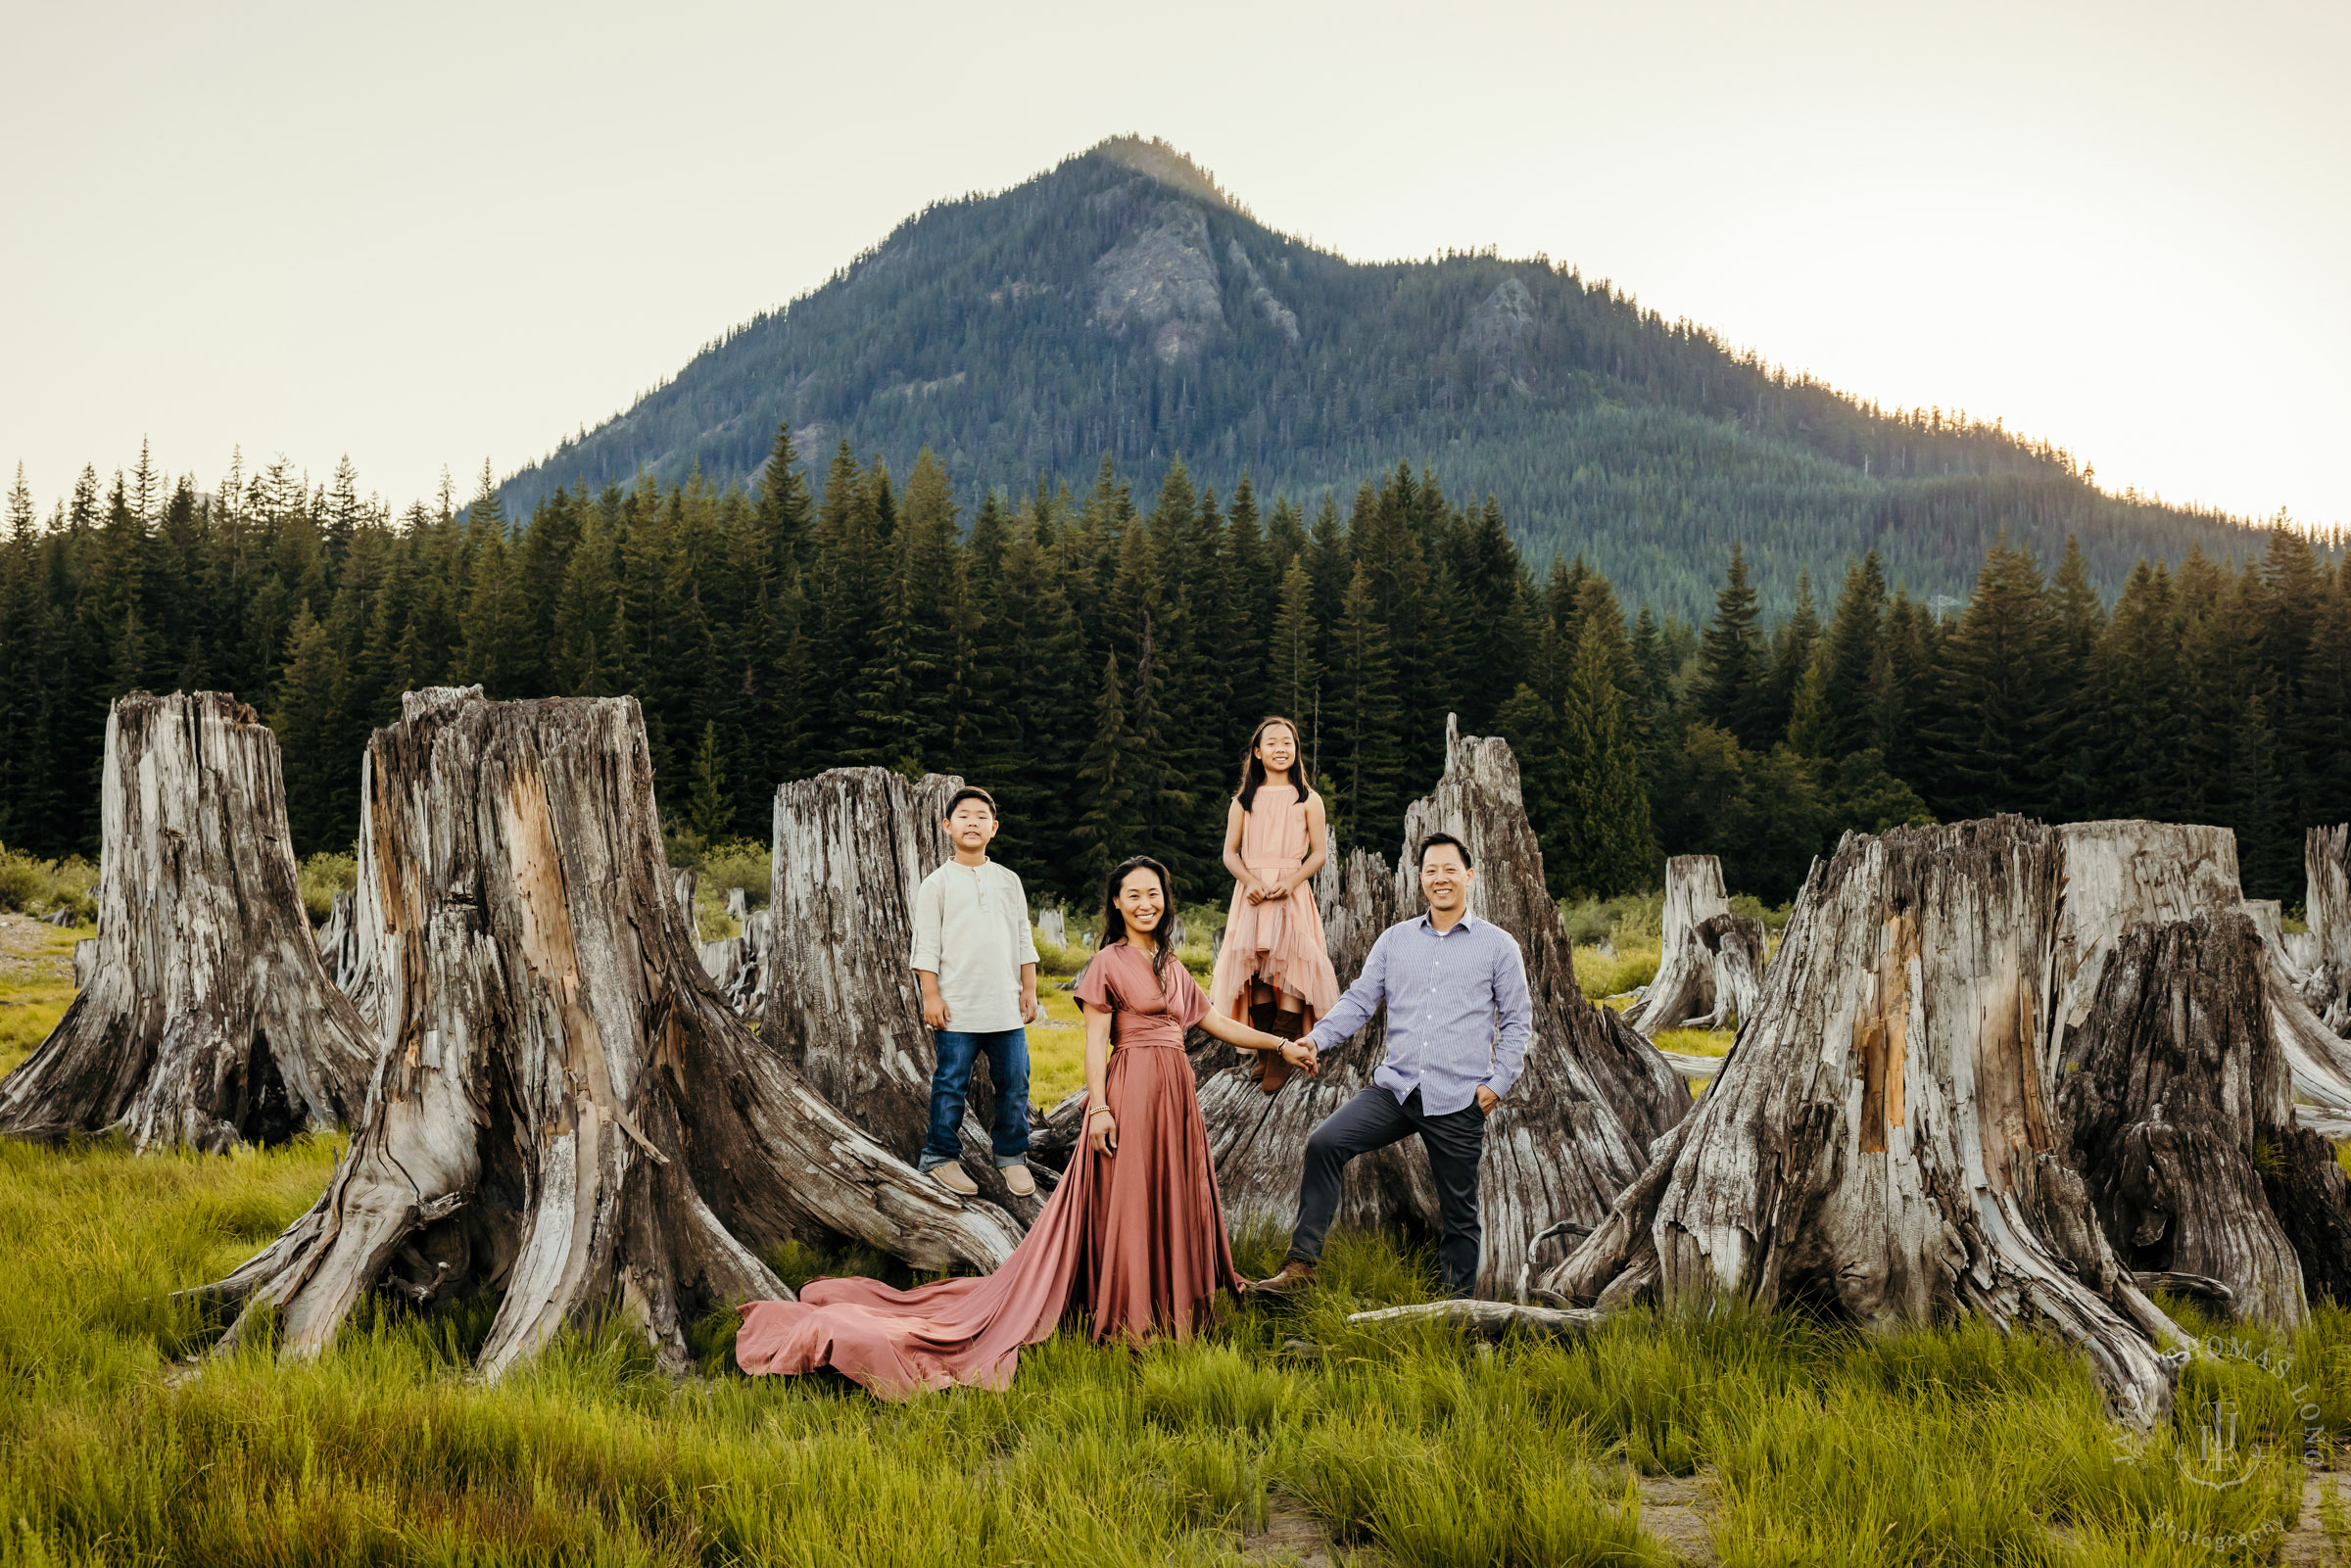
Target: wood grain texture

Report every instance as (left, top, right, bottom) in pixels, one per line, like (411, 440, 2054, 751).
(0, 690, 375, 1152)
(199, 691, 1020, 1379)
(1622, 855, 1766, 1035)
(2301, 825, 2351, 1032)
(761, 767, 1048, 1220)
(1543, 817, 2195, 1425)
(2054, 912, 2310, 1326)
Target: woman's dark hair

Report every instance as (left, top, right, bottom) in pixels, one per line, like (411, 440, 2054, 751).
(1234, 714, 1310, 812)
(1101, 855, 1179, 985)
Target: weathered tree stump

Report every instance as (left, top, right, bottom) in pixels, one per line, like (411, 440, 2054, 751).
(0, 691, 375, 1152)
(2054, 912, 2321, 1326)
(1621, 854, 1767, 1036)
(1195, 845, 1445, 1237)
(762, 768, 1047, 1218)
(695, 887, 773, 1016)
(2299, 826, 2351, 1032)
(198, 691, 1020, 1379)
(314, 890, 362, 996)
(1200, 718, 1691, 1299)
(1542, 818, 2193, 1423)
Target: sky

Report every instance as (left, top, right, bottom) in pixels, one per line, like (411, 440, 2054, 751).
(4, 0, 2345, 529)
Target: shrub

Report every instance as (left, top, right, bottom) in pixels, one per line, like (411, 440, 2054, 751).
(296, 850, 358, 925)
(1560, 890, 1662, 948)
(696, 838, 770, 910)
(0, 842, 99, 925)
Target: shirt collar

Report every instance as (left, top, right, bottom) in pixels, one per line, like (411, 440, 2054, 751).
(1415, 909, 1479, 935)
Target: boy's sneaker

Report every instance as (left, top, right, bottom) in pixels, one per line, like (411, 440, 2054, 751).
(928, 1164, 980, 1197)
(999, 1164, 1036, 1198)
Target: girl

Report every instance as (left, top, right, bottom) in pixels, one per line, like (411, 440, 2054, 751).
(734, 856, 1306, 1397)
(1209, 715, 1341, 1093)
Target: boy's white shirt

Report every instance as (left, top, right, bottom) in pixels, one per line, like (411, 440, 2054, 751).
(909, 857, 1039, 1034)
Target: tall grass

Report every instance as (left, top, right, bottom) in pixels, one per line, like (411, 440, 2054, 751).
(0, 1125, 2344, 1565)
(0, 844, 97, 925)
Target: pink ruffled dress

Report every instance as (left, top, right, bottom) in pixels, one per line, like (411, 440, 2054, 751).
(733, 941, 1243, 1399)
(1208, 783, 1340, 1026)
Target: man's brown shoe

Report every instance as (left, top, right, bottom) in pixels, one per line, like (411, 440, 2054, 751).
(1254, 1259, 1318, 1294)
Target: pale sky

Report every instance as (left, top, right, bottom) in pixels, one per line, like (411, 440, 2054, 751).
(4, 0, 2345, 529)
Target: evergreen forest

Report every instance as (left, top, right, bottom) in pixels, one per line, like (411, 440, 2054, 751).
(3, 422, 2345, 908)
(494, 136, 2289, 624)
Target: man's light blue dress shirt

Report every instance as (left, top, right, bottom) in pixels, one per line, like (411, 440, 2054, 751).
(1302, 911, 1534, 1116)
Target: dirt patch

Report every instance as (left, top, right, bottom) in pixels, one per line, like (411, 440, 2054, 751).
(1631, 1470, 1718, 1566)
(0, 911, 79, 982)
(1239, 1497, 1338, 1566)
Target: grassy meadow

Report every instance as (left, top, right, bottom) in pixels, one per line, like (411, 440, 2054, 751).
(6, 900, 2350, 1563)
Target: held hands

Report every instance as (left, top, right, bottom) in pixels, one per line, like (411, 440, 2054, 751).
(1271, 1034, 1318, 1076)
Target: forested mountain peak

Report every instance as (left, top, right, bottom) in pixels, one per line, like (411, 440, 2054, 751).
(500, 137, 2273, 618)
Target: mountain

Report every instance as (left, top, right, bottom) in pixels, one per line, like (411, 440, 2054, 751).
(496, 135, 2265, 620)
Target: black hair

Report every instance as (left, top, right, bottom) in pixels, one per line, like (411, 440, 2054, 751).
(1415, 832, 1473, 871)
(1101, 855, 1179, 985)
(1233, 714, 1310, 812)
(942, 785, 997, 820)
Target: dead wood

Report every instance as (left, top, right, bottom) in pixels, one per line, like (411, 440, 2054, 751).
(197, 690, 1020, 1379)
(0, 691, 375, 1152)
(761, 767, 1048, 1219)
(1622, 855, 1767, 1035)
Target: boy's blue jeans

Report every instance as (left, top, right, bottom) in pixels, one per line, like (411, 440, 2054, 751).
(920, 1027, 1032, 1170)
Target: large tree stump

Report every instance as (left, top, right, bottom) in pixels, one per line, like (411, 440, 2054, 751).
(1621, 854, 1767, 1036)
(0, 691, 375, 1152)
(199, 691, 1020, 1379)
(1194, 846, 1445, 1238)
(2300, 825, 2351, 1032)
(761, 768, 1048, 1218)
(2054, 912, 2322, 1326)
(1201, 718, 1691, 1299)
(1544, 818, 2193, 1423)
(695, 888, 772, 1016)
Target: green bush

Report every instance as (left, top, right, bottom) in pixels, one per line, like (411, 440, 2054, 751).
(0, 842, 98, 924)
(296, 850, 358, 925)
(1560, 890, 1663, 949)
(696, 838, 771, 909)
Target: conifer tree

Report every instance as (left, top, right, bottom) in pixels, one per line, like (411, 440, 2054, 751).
(1694, 545, 1770, 748)
(272, 604, 354, 854)
(1072, 649, 1142, 895)
(1558, 614, 1656, 896)
(1324, 560, 1404, 849)
(1925, 537, 2062, 819)
(1268, 553, 1323, 723)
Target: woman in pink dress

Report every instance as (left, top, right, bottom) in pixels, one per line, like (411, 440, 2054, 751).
(1210, 715, 1341, 1094)
(734, 855, 1309, 1399)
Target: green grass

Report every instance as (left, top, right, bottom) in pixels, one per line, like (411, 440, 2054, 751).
(2, 1123, 2347, 1566)
(0, 844, 97, 925)
(0, 918, 90, 1077)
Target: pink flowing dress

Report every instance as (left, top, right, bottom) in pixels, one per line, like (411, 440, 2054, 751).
(733, 941, 1244, 1399)
(1209, 783, 1341, 1024)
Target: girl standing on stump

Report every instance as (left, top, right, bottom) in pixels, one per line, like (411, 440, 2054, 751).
(1210, 716, 1341, 1094)
(733, 857, 1306, 1398)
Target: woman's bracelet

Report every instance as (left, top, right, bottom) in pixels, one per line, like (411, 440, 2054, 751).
(1087, 1106, 1114, 1121)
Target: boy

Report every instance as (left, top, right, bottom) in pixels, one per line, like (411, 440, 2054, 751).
(909, 785, 1041, 1197)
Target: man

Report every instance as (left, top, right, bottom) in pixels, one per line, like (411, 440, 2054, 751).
(1254, 832, 1531, 1297)
(910, 785, 1041, 1197)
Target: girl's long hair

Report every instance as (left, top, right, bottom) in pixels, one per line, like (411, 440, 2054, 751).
(1234, 714, 1310, 812)
(1101, 855, 1179, 986)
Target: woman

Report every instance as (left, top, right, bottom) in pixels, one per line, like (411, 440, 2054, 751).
(734, 856, 1309, 1399)
(1209, 716, 1341, 1094)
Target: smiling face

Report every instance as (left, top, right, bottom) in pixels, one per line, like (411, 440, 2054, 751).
(1254, 721, 1298, 779)
(1114, 866, 1167, 943)
(1419, 841, 1473, 916)
(944, 796, 999, 855)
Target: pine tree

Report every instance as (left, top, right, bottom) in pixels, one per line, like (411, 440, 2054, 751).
(1267, 553, 1323, 722)
(1925, 537, 2063, 819)
(686, 720, 731, 846)
(1819, 552, 1887, 754)
(1072, 649, 1143, 895)
(1694, 545, 1770, 748)
(1558, 614, 1656, 896)
(271, 604, 354, 854)
(1324, 560, 1404, 849)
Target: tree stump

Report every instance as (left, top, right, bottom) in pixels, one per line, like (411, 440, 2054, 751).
(1195, 845, 1444, 1237)
(1621, 855, 1767, 1036)
(0, 691, 375, 1153)
(2300, 825, 2351, 1032)
(198, 691, 1021, 1379)
(1543, 818, 2193, 1423)
(315, 890, 362, 997)
(762, 768, 1048, 1218)
(2054, 912, 2319, 1326)
(1200, 718, 1691, 1299)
